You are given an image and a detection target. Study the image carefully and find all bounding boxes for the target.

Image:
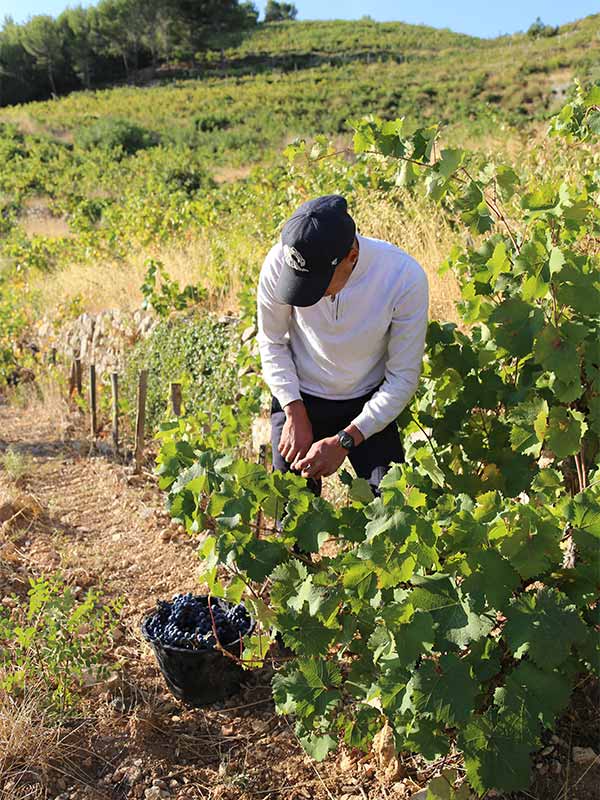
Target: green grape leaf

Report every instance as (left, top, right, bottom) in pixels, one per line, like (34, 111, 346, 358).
(488, 298, 537, 358)
(273, 658, 342, 720)
(503, 588, 587, 668)
(425, 769, 471, 800)
(414, 446, 446, 487)
(298, 732, 338, 761)
(509, 397, 548, 457)
(349, 478, 375, 504)
(546, 407, 587, 460)
(534, 325, 580, 385)
(289, 498, 338, 553)
(396, 714, 451, 761)
(276, 608, 337, 656)
(358, 538, 417, 589)
(437, 148, 466, 179)
(568, 492, 600, 538)
(495, 513, 562, 579)
(461, 549, 521, 613)
(235, 538, 288, 582)
(460, 707, 537, 793)
(494, 661, 572, 730)
(409, 575, 493, 648)
(392, 610, 436, 667)
(410, 653, 477, 725)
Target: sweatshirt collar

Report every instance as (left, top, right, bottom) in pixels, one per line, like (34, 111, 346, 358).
(345, 233, 369, 288)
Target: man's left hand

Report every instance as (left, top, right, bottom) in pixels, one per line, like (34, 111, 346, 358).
(293, 436, 349, 480)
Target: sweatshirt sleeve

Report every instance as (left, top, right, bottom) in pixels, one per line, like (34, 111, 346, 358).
(350, 262, 429, 440)
(256, 244, 302, 409)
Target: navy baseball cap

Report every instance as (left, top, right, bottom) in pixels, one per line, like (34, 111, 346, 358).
(276, 195, 356, 307)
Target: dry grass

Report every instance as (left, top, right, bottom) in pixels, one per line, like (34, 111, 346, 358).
(0, 447, 32, 485)
(354, 193, 461, 323)
(212, 164, 254, 184)
(31, 194, 461, 322)
(0, 687, 90, 800)
(30, 229, 257, 316)
(20, 216, 72, 240)
(19, 197, 72, 240)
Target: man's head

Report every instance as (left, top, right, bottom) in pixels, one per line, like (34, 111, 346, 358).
(276, 195, 357, 306)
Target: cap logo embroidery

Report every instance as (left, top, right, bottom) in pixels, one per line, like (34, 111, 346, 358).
(331, 257, 339, 265)
(283, 244, 309, 272)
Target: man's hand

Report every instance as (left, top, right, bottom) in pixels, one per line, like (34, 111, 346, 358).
(293, 436, 347, 479)
(278, 400, 313, 465)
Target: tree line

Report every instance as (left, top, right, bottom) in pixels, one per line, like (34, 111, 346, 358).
(0, 0, 298, 107)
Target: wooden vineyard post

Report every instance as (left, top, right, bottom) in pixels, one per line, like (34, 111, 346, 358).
(170, 382, 182, 417)
(111, 372, 119, 458)
(134, 369, 149, 473)
(68, 357, 81, 397)
(69, 359, 76, 396)
(254, 443, 267, 535)
(89, 364, 97, 441)
(75, 358, 82, 396)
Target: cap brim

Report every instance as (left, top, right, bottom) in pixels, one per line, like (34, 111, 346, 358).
(274, 262, 335, 307)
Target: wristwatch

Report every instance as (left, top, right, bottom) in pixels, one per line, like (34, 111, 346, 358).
(336, 430, 356, 451)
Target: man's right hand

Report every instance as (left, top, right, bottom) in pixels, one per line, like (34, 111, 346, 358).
(278, 400, 313, 467)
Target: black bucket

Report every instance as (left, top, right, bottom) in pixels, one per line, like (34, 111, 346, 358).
(141, 598, 252, 707)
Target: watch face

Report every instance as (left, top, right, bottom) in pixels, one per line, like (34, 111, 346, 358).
(339, 431, 354, 449)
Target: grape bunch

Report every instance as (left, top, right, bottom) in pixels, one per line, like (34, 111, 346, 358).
(145, 593, 252, 651)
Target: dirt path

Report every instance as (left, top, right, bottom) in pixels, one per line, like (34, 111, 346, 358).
(0, 399, 598, 800)
(0, 400, 365, 800)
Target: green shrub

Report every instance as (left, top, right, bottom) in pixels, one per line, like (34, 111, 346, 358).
(0, 575, 122, 714)
(122, 313, 240, 432)
(74, 117, 159, 155)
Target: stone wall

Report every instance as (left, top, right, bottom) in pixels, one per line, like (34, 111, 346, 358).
(37, 309, 158, 376)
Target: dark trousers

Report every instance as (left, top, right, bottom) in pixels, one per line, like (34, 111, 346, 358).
(270, 388, 404, 497)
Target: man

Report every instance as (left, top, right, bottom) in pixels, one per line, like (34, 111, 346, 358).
(256, 194, 429, 496)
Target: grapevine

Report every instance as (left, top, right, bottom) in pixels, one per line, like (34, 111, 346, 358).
(161, 83, 600, 796)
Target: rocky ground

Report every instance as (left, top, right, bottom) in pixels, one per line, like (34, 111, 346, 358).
(0, 395, 598, 800)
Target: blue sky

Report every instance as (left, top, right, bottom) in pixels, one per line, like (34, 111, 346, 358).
(1, 0, 598, 38)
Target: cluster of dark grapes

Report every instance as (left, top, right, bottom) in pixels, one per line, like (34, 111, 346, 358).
(145, 593, 252, 651)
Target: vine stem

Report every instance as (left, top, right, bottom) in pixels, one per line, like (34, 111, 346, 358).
(573, 452, 585, 494)
(579, 444, 587, 490)
(412, 415, 444, 478)
(461, 166, 521, 254)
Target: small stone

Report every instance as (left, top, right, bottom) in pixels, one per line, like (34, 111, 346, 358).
(241, 324, 257, 343)
(221, 724, 235, 736)
(541, 745, 554, 756)
(572, 746, 598, 765)
(536, 763, 548, 774)
(340, 752, 355, 772)
(411, 790, 428, 800)
(144, 789, 163, 800)
(126, 766, 142, 783)
(171, 715, 180, 722)
(152, 779, 168, 789)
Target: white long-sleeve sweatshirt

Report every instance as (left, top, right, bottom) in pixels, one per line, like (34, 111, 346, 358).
(256, 233, 429, 440)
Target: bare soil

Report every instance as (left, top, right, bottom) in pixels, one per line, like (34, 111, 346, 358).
(0, 399, 598, 800)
